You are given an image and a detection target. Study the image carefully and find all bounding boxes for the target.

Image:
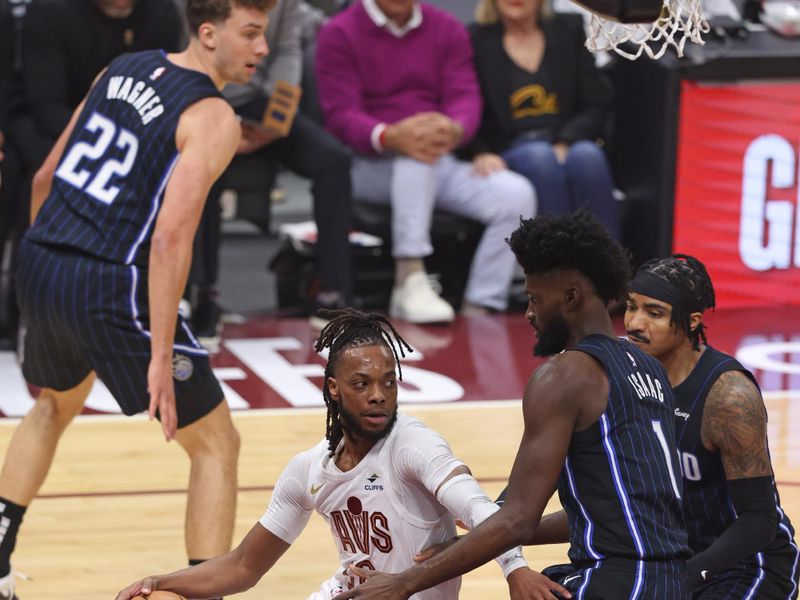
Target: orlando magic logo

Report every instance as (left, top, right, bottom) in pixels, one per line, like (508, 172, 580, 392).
(172, 353, 193, 382)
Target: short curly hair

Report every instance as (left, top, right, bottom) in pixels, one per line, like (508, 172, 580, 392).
(507, 210, 631, 304)
(633, 254, 716, 350)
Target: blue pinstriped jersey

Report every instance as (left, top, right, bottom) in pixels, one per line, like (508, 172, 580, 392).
(674, 347, 797, 562)
(27, 50, 221, 267)
(557, 335, 690, 562)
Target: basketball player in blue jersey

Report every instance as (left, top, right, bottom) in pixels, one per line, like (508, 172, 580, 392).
(626, 254, 799, 599)
(337, 211, 691, 600)
(0, 1, 274, 598)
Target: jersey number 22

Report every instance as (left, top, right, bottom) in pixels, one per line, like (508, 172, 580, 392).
(56, 112, 139, 205)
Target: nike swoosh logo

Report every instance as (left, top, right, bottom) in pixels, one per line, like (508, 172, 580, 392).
(310, 482, 326, 494)
(563, 574, 583, 585)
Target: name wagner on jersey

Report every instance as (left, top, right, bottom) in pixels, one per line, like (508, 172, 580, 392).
(106, 75, 164, 125)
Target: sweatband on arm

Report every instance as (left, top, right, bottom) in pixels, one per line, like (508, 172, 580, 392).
(686, 476, 780, 587)
(437, 474, 528, 578)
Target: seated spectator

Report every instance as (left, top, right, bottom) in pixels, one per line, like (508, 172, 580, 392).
(0, 0, 27, 349)
(315, 0, 535, 324)
(0, 0, 184, 348)
(20, 0, 184, 169)
(216, 0, 353, 324)
(470, 0, 620, 240)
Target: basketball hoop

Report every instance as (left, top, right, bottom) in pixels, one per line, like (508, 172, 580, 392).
(585, 0, 710, 59)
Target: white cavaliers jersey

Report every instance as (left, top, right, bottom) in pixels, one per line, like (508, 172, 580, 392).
(260, 414, 466, 599)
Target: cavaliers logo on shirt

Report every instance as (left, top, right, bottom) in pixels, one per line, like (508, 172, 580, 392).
(510, 85, 558, 119)
(331, 496, 393, 554)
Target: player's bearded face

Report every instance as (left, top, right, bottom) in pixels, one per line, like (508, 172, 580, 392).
(331, 344, 400, 443)
(533, 312, 571, 356)
(339, 403, 398, 442)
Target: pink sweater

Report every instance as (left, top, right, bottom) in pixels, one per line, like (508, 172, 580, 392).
(315, 1, 481, 155)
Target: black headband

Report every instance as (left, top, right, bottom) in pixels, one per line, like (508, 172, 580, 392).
(628, 270, 705, 313)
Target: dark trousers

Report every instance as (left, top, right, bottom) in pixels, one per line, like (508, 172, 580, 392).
(196, 106, 353, 299)
(1, 113, 57, 339)
(257, 110, 353, 297)
(0, 142, 26, 339)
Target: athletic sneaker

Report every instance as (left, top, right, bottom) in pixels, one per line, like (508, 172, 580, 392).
(389, 271, 454, 324)
(0, 572, 18, 600)
(309, 291, 352, 330)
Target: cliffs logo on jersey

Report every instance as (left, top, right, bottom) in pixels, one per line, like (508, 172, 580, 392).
(365, 473, 383, 491)
(106, 75, 164, 125)
(627, 370, 665, 403)
(331, 496, 393, 554)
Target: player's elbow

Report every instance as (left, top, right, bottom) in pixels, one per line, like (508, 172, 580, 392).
(495, 507, 538, 546)
(745, 509, 781, 549)
(503, 501, 545, 545)
(230, 549, 267, 591)
(150, 224, 192, 255)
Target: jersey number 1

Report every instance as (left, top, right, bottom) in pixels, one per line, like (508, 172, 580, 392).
(55, 112, 139, 205)
(651, 420, 683, 499)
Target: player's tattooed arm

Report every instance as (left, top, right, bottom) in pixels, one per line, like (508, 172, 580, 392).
(701, 370, 772, 479)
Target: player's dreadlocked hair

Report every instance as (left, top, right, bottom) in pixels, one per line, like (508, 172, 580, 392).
(314, 308, 413, 457)
(507, 210, 632, 304)
(634, 254, 716, 350)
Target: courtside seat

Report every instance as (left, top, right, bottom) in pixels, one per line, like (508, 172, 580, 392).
(351, 201, 484, 310)
(211, 150, 278, 234)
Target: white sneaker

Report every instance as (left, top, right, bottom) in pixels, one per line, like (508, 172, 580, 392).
(389, 272, 455, 324)
(0, 572, 18, 600)
(178, 299, 192, 320)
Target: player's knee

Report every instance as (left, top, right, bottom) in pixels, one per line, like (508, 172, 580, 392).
(493, 173, 536, 221)
(34, 391, 83, 430)
(182, 415, 240, 465)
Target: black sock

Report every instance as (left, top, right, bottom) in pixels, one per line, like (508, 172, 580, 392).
(0, 498, 27, 577)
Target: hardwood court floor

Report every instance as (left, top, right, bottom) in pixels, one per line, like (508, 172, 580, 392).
(3, 396, 800, 599)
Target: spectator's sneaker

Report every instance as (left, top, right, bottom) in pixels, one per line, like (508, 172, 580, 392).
(389, 272, 455, 324)
(178, 298, 192, 320)
(192, 298, 223, 353)
(309, 291, 350, 330)
(0, 572, 18, 600)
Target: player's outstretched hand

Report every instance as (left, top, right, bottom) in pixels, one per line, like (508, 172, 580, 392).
(115, 576, 158, 600)
(413, 537, 458, 563)
(333, 565, 409, 600)
(147, 359, 178, 441)
(507, 567, 572, 600)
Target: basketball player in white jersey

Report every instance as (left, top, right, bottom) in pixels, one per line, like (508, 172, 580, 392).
(115, 309, 570, 600)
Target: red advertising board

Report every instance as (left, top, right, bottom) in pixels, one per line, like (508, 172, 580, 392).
(673, 80, 800, 308)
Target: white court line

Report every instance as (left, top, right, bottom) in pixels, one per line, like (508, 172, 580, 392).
(0, 390, 795, 428)
(0, 398, 526, 427)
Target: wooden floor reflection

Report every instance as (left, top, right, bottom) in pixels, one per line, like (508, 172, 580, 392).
(3, 396, 799, 599)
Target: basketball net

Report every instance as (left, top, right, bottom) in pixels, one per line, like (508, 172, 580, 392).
(586, 0, 710, 60)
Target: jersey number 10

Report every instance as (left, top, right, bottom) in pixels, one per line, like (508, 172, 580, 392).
(55, 112, 139, 205)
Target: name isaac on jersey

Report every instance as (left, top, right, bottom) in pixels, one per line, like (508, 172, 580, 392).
(627, 370, 666, 403)
(106, 75, 164, 125)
